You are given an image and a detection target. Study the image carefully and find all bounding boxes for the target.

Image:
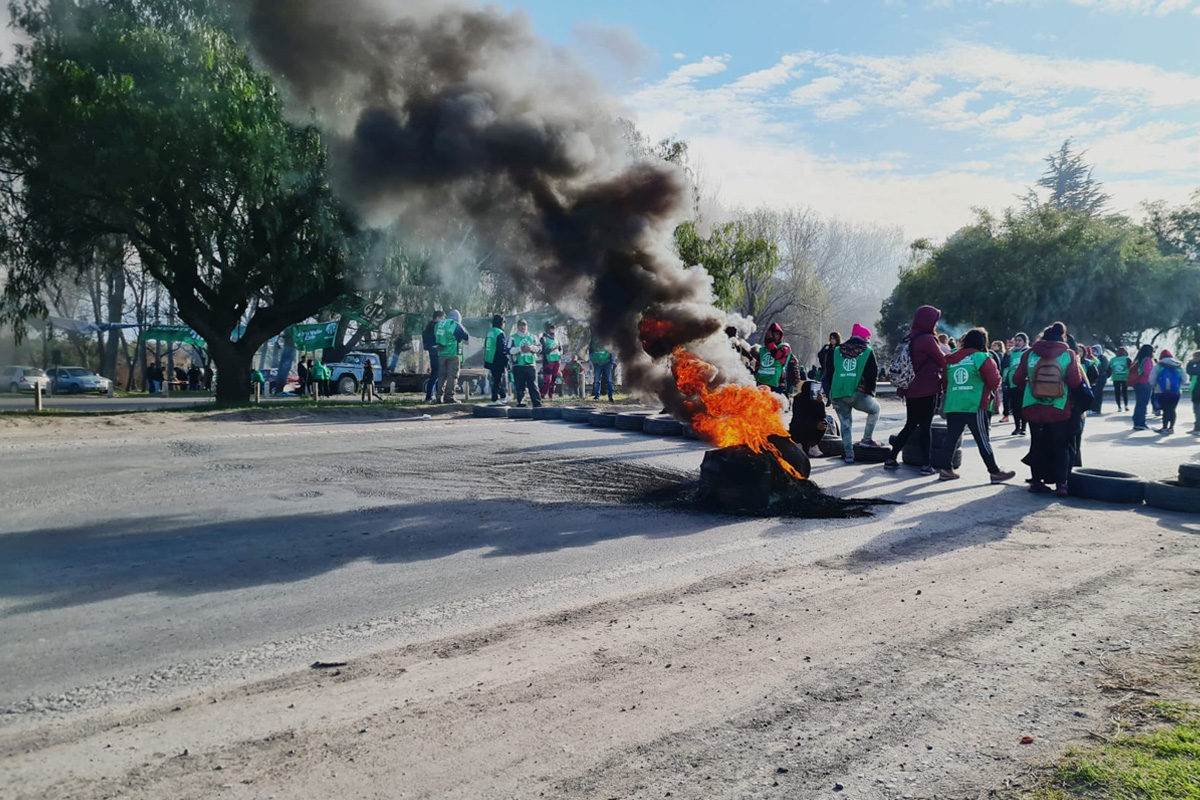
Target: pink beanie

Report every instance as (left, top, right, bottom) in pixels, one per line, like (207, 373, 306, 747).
(851, 323, 872, 340)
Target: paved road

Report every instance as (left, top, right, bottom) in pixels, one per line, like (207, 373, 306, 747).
(0, 403, 1194, 727)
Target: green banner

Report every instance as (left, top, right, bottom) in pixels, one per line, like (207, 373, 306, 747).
(289, 321, 341, 351)
(141, 325, 206, 349)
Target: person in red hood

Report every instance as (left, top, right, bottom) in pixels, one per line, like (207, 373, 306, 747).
(756, 322, 801, 398)
(935, 327, 1015, 484)
(1013, 321, 1084, 497)
(884, 305, 947, 474)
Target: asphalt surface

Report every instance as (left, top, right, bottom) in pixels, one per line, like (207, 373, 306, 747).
(0, 401, 1195, 728)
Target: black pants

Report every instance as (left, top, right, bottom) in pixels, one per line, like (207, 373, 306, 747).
(1091, 379, 1106, 413)
(489, 365, 508, 401)
(512, 365, 542, 406)
(936, 409, 1000, 473)
(1112, 380, 1129, 409)
(1023, 420, 1073, 487)
(889, 394, 938, 465)
(1159, 394, 1180, 429)
(1006, 387, 1025, 432)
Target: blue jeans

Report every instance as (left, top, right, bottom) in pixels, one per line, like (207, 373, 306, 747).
(425, 353, 440, 401)
(593, 362, 614, 400)
(1132, 382, 1152, 428)
(832, 392, 880, 452)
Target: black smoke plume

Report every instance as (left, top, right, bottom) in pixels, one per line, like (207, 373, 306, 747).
(243, 0, 746, 415)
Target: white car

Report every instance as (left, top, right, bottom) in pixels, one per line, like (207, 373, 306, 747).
(1, 365, 51, 394)
(46, 367, 113, 395)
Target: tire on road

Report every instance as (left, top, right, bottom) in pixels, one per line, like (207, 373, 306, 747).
(817, 435, 844, 458)
(1068, 468, 1145, 504)
(681, 423, 699, 440)
(532, 406, 563, 421)
(1144, 479, 1200, 514)
(852, 442, 891, 464)
(1178, 463, 1200, 488)
(643, 414, 683, 437)
(561, 406, 596, 423)
(589, 410, 618, 428)
(616, 411, 656, 431)
(507, 406, 533, 420)
(473, 405, 509, 419)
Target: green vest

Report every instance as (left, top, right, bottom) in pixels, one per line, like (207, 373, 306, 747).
(1005, 348, 1026, 388)
(829, 345, 871, 399)
(435, 319, 461, 359)
(1110, 355, 1130, 381)
(484, 327, 504, 365)
(512, 332, 537, 366)
(251, 370, 265, 385)
(1023, 351, 1071, 411)
(542, 336, 561, 363)
(591, 349, 612, 366)
(756, 350, 790, 389)
(943, 352, 988, 414)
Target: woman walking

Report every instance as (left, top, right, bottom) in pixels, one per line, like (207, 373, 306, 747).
(1129, 344, 1155, 431)
(1150, 350, 1184, 435)
(1014, 322, 1084, 498)
(883, 305, 946, 474)
(1108, 347, 1130, 412)
(935, 328, 1016, 484)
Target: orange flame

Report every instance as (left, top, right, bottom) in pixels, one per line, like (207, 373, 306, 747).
(672, 349, 805, 481)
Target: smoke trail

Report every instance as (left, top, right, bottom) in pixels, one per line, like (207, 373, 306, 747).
(242, 0, 749, 415)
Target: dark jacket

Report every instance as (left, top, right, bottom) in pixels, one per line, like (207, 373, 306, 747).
(1013, 339, 1084, 424)
(422, 320, 439, 354)
(789, 380, 828, 447)
(903, 305, 946, 399)
(835, 336, 879, 396)
(943, 347, 1001, 411)
(1188, 359, 1200, 400)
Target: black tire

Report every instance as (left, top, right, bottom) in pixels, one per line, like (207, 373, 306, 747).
(473, 405, 509, 419)
(1068, 468, 1145, 504)
(561, 406, 596, 423)
(681, 423, 699, 440)
(589, 410, 618, 428)
(644, 415, 683, 437)
(817, 435, 844, 458)
(532, 406, 563, 421)
(508, 407, 533, 420)
(1178, 463, 1200, 489)
(1144, 480, 1200, 514)
(853, 442, 891, 464)
(336, 374, 357, 395)
(616, 411, 655, 431)
(769, 435, 812, 480)
(70, 383, 83, 395)
(902, 443, 962, 469)
(8, 382, 18, 394)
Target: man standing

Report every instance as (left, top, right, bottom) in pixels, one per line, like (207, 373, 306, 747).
(591, 341, 615, 402)
(540, 322, 563, 399)
(422, 310, 444, 403)
(484, 314, 509, 402)
(509, 319, 542, 408)
(435, 310, 470, 404)
(755, 322, 801, 398)
(296, 357, 309, 397)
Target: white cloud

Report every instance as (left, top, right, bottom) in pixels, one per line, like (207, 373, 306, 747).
(660, 55, 730, 87)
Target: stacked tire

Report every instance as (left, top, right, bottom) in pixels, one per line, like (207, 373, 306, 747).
(1143, 464, 1200, 514)
(894, 420, 962, 469)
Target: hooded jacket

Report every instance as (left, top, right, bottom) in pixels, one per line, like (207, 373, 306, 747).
(789, 380, 828, 446)
(1150, 354, 1184, 396)
(761, 323, 802, 393)
(902, 305, 946, 399)
(834, 336, 879, 396)
(943, 347, 1001, 411)
(1013, 339, 1084, 424)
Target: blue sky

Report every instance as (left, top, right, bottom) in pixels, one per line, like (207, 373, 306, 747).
(497, 0, 1200, 238)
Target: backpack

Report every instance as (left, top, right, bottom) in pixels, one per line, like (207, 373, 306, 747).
(1157, 366, 1182, 395)
(887, 336, 916, 390)
(1030, 357, 1065, 400)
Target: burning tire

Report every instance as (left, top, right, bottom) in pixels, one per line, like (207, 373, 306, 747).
(616, 411, 655, 431)
(1068, 468, 1145, 504)
(852, 442, 891, 464)
(532, 406, 563, 421)
(681, 423, 699, 440)
(473, 405, 509, 419)
(644, 415, 683, 437)
(508, 407, 533, 420)
(1178, 463, 1200, 488)
(769, 435, 812, 480)
(589, 410, 618, 428)
(561, 407, 596, 423)
(1144, 479, 1200, 514)
(817, 435, 844, 458)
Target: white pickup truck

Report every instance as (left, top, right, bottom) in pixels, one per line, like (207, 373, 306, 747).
(326, 352, 383, 395)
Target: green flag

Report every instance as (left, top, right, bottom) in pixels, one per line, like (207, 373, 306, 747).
(289, 321, 341, 351)
(141, 325, 206, 349)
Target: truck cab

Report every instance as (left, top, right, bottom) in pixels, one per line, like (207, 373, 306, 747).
(326, 352, 383, 395)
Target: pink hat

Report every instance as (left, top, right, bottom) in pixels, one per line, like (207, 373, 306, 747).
(1160, 349, 1174, 360)
(851, 323, 872, 340)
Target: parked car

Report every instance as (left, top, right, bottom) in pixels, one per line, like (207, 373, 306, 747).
(46, 367, 113, 395)
(1, 365, 50, 394)
(326, 351, 384, 394)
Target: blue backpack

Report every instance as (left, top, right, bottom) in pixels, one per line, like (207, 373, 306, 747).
(1157, 365, 1182, 395)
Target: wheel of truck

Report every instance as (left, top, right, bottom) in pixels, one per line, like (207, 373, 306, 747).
(1068, 468, 1145, 504)
(643, 414, 683, 437)
(1178, 463, 1200, 489)
(1144, 479, 1200, 514)
(337, 374, 357, 395)
(616, 411, 655, 431)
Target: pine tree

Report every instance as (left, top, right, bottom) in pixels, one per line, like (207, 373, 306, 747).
(1023, 139, 1111, 217)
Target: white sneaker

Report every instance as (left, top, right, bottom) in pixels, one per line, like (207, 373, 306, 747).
(807, 446, 823, 458)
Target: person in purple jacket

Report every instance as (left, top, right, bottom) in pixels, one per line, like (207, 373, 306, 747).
(884, 305, 947, 474)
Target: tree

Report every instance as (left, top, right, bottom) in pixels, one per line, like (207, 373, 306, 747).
(1023, 139, 1111, 217)
(878, 206, 1196, 350)
(673, 220, 778, 313)
(0, 0, 377, 404)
